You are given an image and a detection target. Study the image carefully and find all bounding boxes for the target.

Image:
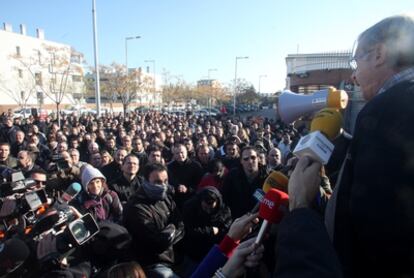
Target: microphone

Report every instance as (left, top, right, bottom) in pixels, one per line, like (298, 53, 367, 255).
(0, 238, 30, 275)
(59, 182, 82, 204)
(293, 108, 343, 165)
(255, 188, 289, 245)
(251, 171, 289, 213)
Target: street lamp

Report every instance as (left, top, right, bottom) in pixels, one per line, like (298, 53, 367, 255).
(125, 36, 141, 107)
(125, 36, 141, 72)
(233, 56, 249, 115)
(207, 68, 217, 114)
(258, 74, 267, 94)
(92, 0, 101, 117)
(144, 59, 156, 108)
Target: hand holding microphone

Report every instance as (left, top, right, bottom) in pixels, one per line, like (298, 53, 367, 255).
(288, 156, 322, 211)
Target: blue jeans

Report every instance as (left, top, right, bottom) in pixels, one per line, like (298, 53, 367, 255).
(145, 264, 181, 278)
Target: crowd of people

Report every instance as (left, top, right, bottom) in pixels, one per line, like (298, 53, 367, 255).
(0, 14, 413, 278)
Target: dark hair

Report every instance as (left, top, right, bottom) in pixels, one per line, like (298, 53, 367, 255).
(240, 145, 258, 158)
(123, 153, 139, 165)
(0, 142, 10, 148)
(144, 163, 167, 180)
(208, 158, 224, 173)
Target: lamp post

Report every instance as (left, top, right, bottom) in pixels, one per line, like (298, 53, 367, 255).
(125, 36, 140, 107)
(233, 56, 249, 116)
(92, 0, 101, 117)
(258, 74, 267, 94)
(207, 68, 217, 115)
(144, 59, 156, 108)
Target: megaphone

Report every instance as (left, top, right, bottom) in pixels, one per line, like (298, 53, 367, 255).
(277, 87, 348, 124)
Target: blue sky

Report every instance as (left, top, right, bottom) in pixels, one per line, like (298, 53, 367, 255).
(1, 0, 413, 93)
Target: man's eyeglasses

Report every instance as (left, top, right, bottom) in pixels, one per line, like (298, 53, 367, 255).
(242, 155, 257, 161)
(349, 49, 374, 70)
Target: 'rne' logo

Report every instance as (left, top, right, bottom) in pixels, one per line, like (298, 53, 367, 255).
(262, 198, 274, 210)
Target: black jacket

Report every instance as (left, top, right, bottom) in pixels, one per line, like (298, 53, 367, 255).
(123, 186, 184, 267)
(100, 161, 122, 184)
(168, 159, 203, 208)
(182, 187, 232, 261)
(330, 80, 414, 277)
(274, 208, 343, 278)
(222, 165, 268, 218)
(109, 174, 143, 204)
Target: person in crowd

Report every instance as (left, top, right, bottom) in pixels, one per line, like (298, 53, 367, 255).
(109, 154, 143, 204)
(0, 117, 19, 143)
(123, 163, 184, 277)
(198, 159, 228, 192)
(100, 149, 113, 168)
(10, 130, 27, 157)
(196, 143, 213, 174)
(222, 146, 268, 218)
(76, 165, 123, 223)
(267, 147, 283, 173)
(182, 187, 232, 266)
(222, 141, 240, 170)
(16, 150, 42, 177)
(323, 15, 414, 277)
(277, 133, 292, 163)
(122, 135, 133, 154)
(168, 144, 204, 208)
(105, 135, 118, 157)
(69, 148, 87, 168)
(101, 147, 128, 183)
(131, 136, 148, 169)
(147, 145, 165, 165)
(0, 142, 17, 168)
(90, 151, 102, 168)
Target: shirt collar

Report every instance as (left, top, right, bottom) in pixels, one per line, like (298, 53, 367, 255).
(378, 66, 414, 95)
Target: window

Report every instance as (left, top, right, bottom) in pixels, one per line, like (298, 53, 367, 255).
(16, 46, 21, 57)
(18, 69, 23, 78)
(20, 91, 25, 99)
(35, 72, 42, 86)
(72, 75, 82, 82)
(37, 50, 42, 64)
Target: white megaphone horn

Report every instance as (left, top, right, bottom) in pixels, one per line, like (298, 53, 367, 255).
(277, 87, 348, 124)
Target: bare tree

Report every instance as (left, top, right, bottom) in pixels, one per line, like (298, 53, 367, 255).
(101, 63, 143, 116)
(11, 45, 83, 126)
(0, 71, 37, 117)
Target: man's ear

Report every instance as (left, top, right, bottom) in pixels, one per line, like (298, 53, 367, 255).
(374, 43, 387, 67)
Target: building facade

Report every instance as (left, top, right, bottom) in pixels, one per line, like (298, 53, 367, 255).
(285, 51, 365, 133)
(0, 23, 84, 113)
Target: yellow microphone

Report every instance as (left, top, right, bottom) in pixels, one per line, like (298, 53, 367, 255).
(262, 170, 289, 193)
(251, 171, 289, 213)
(293, 108, 343, 165)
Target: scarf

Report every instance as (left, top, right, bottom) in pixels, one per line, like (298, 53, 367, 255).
(142, 180, 168, 201)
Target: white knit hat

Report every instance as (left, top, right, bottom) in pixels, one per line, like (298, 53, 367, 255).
(81, 165, 106, 190)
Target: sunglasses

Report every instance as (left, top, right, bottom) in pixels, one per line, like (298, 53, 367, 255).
(242, 156, 257, 161)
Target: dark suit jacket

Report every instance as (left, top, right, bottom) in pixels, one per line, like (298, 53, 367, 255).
(332, 80, 414, 277)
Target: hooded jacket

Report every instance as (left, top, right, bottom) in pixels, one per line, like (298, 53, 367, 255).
(182, 186, 232, 261)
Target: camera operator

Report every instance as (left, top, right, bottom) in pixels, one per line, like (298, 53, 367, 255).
(47, 151, 81, 195)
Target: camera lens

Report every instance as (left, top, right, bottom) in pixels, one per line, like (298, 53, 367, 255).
(71, 221, 90, 242)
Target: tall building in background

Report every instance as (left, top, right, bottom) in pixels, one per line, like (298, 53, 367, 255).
(285, 51, 365, 133)
(0, 23, 84, 113)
